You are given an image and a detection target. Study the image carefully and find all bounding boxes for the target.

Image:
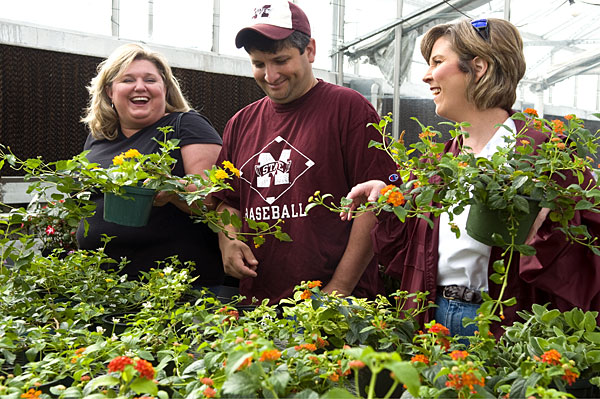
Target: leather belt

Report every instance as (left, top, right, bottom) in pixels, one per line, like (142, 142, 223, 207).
(438, 285, 483, 304)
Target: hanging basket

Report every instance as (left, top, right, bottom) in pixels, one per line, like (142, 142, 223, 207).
(466, 198, 541, 247)
(103, 185, 156, 227)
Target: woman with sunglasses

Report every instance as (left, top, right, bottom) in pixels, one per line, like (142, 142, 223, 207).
(342, 18, 599, 338)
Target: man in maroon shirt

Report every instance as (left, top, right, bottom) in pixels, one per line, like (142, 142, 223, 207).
(213, 0, 397, 304)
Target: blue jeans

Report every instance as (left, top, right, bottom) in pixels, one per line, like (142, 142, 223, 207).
(434, 294, 480, 341)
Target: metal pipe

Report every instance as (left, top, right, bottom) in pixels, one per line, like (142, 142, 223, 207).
(213, 0, 220, 53)
(392, 0, 404, 139)
(331, 0, 345, 85)
(111, 0, 120, 37)
(504, 0, 511, 21)
(148, 0, 154, 38)
(334, 0, 477, 55)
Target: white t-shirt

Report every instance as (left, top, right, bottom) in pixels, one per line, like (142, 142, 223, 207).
(437, 117, 516, 291)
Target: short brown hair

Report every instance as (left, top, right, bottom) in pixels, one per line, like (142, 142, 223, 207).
(82, 43, 191, 140)
(420, 18, 525, 112)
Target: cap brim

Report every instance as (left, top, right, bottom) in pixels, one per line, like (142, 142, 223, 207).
(235, 24, 295, 48)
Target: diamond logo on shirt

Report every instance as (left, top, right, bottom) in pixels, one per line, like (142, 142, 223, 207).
(239, 136, 314, 205)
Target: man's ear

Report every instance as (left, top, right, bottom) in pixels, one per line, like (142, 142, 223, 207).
(472, 56, 488, 83)
(305, 38, 316, 63)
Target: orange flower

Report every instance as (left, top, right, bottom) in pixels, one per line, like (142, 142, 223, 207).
(134, 358, 155, 380)
(259, 349, 281, 362)
(387, 191, 406, 207)
(540, 349, 562, 366)
(419, 129, 436, 139)
(551, 137, 562, 142)
(380, 184, 395, 196)
(348, 360, 366, 369)
(294, 343, 317, 352)
(556, 142, 566, 150)
(534, 120, 543, 130)
(316, 336, 329, 349)
(200, 377, 214, 386)
(562, 368, 579, 386)
(564, 114, 574, 120)
(427, 322, 450, 336)
(458, 161, 468, 167)
(108, 356, 134, 373)
(524, 108, 538, 117)
(75, 347, 86, 355)
(372, 320, 387, 329)
(80, 375, 91, 382)
(300, 290, 312, 300)
(552, 119, 565, 134)
(328, 372, 340, 382)
(445, 372, 485, 394)
(410, 354, 429, 365)
(520, 139, 530, 146)
(307, 280, 322, 289)
(20, 389, 42, 399)
(236, 356, 252, 370)
(203, 387, 217, 398)
(450, 350, 469, 361)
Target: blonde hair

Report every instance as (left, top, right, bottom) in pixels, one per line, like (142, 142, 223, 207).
(81, 43, 191, 140)
(420, 18, 525, 112)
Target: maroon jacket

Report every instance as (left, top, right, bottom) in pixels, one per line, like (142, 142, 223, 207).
(373, 116, 600, 337)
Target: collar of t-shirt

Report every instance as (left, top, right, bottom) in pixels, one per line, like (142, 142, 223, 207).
(436, 116, 516, 292)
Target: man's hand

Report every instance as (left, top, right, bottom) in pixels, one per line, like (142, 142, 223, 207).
(220, 237, 259, 279)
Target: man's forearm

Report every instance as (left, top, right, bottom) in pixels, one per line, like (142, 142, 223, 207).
(324, 212, 377, 296)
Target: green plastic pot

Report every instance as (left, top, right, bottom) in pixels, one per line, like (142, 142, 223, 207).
(466, 198, 541, 247)
(103, 185, 156, 227)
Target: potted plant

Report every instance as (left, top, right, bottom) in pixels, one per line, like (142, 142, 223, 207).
(309, 110, 600, 323)
(0, 126, 290, 245)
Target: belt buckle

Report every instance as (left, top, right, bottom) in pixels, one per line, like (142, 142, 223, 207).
(441, 285, 457, 301)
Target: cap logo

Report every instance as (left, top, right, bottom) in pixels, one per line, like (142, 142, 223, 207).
(253, 5, 272, 19)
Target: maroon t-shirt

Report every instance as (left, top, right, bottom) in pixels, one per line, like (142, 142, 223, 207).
(215, 80, 397, 304)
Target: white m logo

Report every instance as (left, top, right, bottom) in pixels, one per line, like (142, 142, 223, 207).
(255, 149, 292, 188)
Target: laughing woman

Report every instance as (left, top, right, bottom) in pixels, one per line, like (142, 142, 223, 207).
(77, 43, 224, 292)
(342, 18, 600, 338)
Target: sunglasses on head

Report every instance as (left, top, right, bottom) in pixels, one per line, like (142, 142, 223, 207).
(471, 19, 489, 41)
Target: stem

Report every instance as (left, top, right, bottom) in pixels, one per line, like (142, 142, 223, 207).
(490, 219, 517, 317)
(367, 367, 380, 399)
(383, 379, 400, 399)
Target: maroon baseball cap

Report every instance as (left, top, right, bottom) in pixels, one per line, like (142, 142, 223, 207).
(235, 1, 312, 48)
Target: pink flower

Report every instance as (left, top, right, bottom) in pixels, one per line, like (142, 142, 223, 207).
(45, 225, 56, 235)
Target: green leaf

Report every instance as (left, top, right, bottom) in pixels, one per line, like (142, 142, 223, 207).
(84, 375, 120, 394)
(393, 205, 407, 222)
(267, 369, 291, 395)
(515, 244, 536, 256)
(222, 372, 260, 397)
(130, 377, 158, 396)
(513, 195, 530, 214)
(575, 199, 594, 210)
(320, 388, 355, 399)
(386, 361, 421, 397)
(512, 175, 529, 190)
(583, 331, 600, 344)
(220, 209, 231, 226)
(584, 311, 598, 332)
(274, 231, 292, 242)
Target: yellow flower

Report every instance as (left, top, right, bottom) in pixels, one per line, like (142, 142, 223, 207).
(124, 149, 142, 158)
(215, 169, 229, 180)
(112, 154, 125, 165)
(231, 167, 240, 177)
(222, 160, 235, 170)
